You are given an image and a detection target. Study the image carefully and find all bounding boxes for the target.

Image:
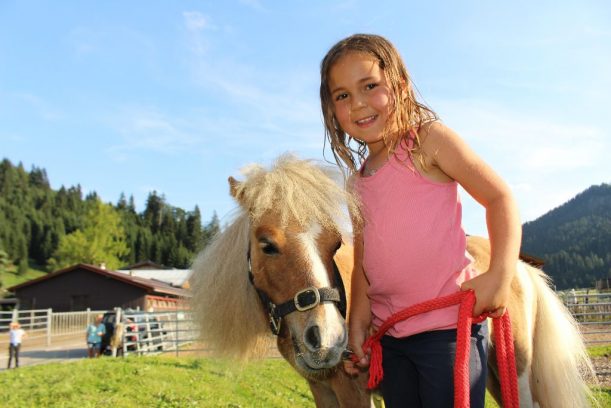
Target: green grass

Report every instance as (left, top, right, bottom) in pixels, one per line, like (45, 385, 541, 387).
(0, 356, 314, 407)
(0, 356, 609, 407)
(1, 266, 46, 292)
(588, 344, 611, 358)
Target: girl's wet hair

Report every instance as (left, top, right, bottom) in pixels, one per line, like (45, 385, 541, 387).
(320, 33, 437, 175)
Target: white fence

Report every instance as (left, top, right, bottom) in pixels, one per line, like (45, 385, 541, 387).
(0, 308, 106, 347)
(2, 290, 610, 353)
(560, 292, 611, 345)
(110, 309, 198, 357)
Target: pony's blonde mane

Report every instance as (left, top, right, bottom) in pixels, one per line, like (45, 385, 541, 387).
(233, 154, 361, 231)
(191, 155, 360, 360)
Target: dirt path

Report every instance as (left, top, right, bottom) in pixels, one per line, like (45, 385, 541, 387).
(0, 334, 88, 371)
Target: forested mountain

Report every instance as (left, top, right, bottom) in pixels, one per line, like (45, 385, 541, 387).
(0, 158, 220, 280)
(521, 183, 611, 290)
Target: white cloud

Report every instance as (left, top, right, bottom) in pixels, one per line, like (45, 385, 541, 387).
(183, 11, 211, 32)
(178, 22, 325, 157)
(106, 107, 199, 156)
(238, 0, 265, 11)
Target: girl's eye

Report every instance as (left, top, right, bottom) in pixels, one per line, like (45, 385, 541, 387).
(366, 83, 378, 90)
(335, 93, 348, 101)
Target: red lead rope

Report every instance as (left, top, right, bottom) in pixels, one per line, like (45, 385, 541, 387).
(359, 290, 519, 408)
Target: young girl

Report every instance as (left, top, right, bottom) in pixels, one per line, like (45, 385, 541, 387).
(7, 321, 26, 368)
(320, 34, 521, 407)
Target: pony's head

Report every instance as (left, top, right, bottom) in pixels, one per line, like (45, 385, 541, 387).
(191, 154, 360, 379)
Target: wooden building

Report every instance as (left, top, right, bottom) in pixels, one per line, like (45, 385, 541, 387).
(8, 264, 190, 311)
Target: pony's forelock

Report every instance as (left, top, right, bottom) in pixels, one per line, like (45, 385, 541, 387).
(236, 154, 361, 234)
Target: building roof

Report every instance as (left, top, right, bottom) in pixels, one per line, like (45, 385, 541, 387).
(120, 260, 169, 270)
(8, 264, 191, 298)
(116, 268, 191, 287)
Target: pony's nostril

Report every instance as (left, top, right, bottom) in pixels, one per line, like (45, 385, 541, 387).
(304, 325, 321, 351)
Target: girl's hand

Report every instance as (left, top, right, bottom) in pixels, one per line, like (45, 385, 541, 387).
(461, 267, 513, 318)
(342, 329, 371, 376)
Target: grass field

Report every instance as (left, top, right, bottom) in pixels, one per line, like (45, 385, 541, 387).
(1, 355, 609, 407)
(0, 266, 46, 292)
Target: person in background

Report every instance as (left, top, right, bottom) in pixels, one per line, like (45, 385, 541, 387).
(7, 321, 26, 369)
(86, 314, 106, 358)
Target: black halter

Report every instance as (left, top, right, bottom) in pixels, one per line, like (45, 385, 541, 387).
(247, 247, 347, 336)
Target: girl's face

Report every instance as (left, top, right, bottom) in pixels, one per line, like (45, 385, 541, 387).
(328, 52, 394, 153)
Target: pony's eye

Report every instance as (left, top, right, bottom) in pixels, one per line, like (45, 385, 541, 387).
(260, 241, 279, 255)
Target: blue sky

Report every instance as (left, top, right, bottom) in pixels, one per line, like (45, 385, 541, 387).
(1, 1, 610, 236)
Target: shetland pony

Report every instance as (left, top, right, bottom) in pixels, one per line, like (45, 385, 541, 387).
(191, 155, 595, 408)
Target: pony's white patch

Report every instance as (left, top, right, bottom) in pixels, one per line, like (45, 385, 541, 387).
(298, 222, 345, 344)
(299, 222, 331, 287)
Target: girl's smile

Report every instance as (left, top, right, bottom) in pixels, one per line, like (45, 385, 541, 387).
(355, 114, 378, 127)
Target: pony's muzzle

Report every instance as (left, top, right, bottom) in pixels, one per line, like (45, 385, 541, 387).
(299, 319, 347, 369)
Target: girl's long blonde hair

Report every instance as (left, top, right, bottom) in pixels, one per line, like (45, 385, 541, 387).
(320, 33, 438, 174)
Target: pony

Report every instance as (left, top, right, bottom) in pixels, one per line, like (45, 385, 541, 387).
(191, 155, 595, 408)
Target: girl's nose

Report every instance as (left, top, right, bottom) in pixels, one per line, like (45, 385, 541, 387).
(351, 96, 367, 110)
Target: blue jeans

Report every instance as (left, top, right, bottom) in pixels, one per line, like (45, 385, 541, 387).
(380, 323, 488, 408)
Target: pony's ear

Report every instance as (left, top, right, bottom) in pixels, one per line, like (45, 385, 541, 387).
(228, 176, 245, 203)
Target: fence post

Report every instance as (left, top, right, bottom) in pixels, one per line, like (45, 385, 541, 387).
(175, 310, 179, 358)
(12, 308, 18, 323)
(46, 308, 52, 346)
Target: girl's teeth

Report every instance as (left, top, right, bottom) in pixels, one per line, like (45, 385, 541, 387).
(357, 116, 375, 124)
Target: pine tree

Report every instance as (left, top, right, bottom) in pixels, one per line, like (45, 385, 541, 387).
(202, 212, 220, 248)
(185, 206, 203, 252)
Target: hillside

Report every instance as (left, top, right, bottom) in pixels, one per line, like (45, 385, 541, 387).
(0, 158, 220, 289)
(521, 183, 611, 290)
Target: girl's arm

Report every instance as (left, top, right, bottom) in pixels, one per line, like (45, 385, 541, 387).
(343, 175, 372, 375)
(421, 122, 521, 317)
(344, 226, 372, 375)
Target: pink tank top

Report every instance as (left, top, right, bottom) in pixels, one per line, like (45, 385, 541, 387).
(353, 141, 476, 338)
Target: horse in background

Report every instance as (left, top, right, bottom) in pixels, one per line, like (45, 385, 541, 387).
(191, 155, 595, 408)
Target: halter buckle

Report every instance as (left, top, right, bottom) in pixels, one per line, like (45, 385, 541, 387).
(294, 287, 321, 312)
